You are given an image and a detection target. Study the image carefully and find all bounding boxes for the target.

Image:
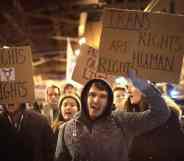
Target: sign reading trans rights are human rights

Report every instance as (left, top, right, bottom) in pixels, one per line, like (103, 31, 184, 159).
(97, 8, 184, 83)
(0, 46, 34, 104)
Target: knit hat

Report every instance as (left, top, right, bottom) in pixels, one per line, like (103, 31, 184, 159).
(112, 84, 127, 92)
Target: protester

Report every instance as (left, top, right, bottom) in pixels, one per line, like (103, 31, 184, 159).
(63, 83, 77, 95)
(55, 71, 170, 161)
(117, 82, 184, 161)
(0, 103, 55, 161)
(52, 94, 81, 137)
(125, 83, 149, 112)
(113, 84, 129, 111)
(43, 85, 61, 125)
(129, 94, 184, 161)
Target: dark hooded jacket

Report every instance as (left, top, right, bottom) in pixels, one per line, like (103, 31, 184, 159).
(0, 104, 55, 161)
(129, 97, 184, 161)
(55, 79, 170, 161)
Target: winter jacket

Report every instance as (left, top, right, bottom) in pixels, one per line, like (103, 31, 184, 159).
(0, 107, 55, 161)
(129, 110, 184, 161)
(52, 94, 81, 139)
(55, 79, 170, 161)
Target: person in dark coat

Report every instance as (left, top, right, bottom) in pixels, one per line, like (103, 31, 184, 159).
(55, 73, 170, 161)
(129, 94, 184, 161)
(43, 85, 61, 125)
(0, 103, 55, 161)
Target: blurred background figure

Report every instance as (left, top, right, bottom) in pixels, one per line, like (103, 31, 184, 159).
(42, 85, 61, 125)
(32, 101, 43, 114)
(63, 83, 76, 95)
(52, 94, 81, 137)
(113, 84, 129, 111)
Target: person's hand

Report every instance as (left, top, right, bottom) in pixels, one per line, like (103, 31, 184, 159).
(128, 69, 149, 92)
(128, 69, 161, 96)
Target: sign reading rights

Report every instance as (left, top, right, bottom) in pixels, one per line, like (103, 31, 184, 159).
(0, 46, 34, 104)
(98, 8, 184, 83)
(72, 44, 115, 85)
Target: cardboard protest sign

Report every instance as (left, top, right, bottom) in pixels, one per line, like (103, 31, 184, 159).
(84, 22, 102, 49)
(98, 8, 184, 83)
(72, 44, 115, 86)
(0, 46, 34, 104)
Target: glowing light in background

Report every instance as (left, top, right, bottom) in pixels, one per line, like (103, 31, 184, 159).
(75, 49, 80, 56)
(115, 76, 129, 86)
(79, 37, 86, 45)
(3, 45, 10, 49)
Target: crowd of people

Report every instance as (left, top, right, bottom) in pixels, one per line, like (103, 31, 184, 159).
(1, 72, 184, 161)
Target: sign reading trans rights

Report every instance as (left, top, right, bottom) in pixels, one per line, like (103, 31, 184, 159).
(97, 8, 184, 83)
(0, 46, 34, 104)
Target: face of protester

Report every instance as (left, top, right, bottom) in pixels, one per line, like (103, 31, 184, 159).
(64, 86, 75, 95)
(114, 89, 128, 110)
(47, 87, 60, 106)
(87, 84, 108, 120)
(127, 84, 142, 105)
(61, 98, 79, 121)
(5, 104, 20, 113)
